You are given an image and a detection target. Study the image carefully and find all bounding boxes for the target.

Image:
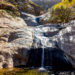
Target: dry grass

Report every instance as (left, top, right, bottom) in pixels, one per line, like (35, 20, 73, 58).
(0, 1, 20, 17)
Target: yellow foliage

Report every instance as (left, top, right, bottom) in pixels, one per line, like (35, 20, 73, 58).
(53, 0, 75, 9)
(50, 7, 72, 23)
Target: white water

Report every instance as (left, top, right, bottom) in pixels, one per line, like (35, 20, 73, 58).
(38, 46, 46, 71)
(39, 40, 46, 71)
(21, 12, 54, 70)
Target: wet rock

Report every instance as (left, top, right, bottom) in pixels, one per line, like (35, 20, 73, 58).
(27, 48, 73, 71)
(32, 25, 59, 48)
(0, 52, 13, 68)
(21, 12, 39, 26)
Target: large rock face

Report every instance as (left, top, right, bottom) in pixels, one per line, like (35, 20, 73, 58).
(57, 20, 75, 68)
(32, 20, 75, 68)
(0, 12, 33, 68)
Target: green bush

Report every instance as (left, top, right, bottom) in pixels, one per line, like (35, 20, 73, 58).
(50, 6, 72, 23)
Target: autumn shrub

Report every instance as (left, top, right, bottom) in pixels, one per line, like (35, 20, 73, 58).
(53, 0, 75, 10)
(70, 5, 75, 20)
(50, 6, 72, 23)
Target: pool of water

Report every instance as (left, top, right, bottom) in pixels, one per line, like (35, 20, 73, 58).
(0, 68, 75, 75)
(0, 68, 48, 75)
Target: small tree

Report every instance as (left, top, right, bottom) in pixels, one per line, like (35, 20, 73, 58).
(50, 6, 72, 23)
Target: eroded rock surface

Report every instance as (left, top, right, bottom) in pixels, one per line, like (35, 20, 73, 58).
(57, 20, 75, 68)
(0, 12, 33, 68)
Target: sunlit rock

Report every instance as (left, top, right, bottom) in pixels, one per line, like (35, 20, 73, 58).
(0, 11, 33, 68)
(57, 20, 75, 68)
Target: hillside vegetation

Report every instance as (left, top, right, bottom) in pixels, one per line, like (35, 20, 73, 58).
(0, 0, 44, 17)
(7, 0, 44, 16)
(53, 0, 75, 9)
(0, 0, 20, 17)
(50, 0, 75, 23)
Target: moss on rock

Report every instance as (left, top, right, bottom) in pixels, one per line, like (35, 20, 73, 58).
(49, 7, 72, 23)
(0, 1, 20, 17)
(7, 0, 44, 16)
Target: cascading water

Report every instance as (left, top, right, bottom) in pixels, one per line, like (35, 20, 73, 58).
(38, 39, 46, 71)
(34, 25, 54, 71)
(23, 13, 74, 71)
(39, 46, 46, 71)
(41, 46, 44, 68)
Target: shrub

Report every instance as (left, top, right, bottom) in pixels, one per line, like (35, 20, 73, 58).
(50, 6, 72, 23)
(53, 0, 75, 10)
(70, 5, 75, 20)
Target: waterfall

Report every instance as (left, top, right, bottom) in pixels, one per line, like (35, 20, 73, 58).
(41, 46, 44, 67)
(39, 46, 46, 71)
(38, 39, 46, 71)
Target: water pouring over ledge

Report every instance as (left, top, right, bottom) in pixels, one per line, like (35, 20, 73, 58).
(38, 39, 53, 71)
(26, 25, 74, 71)
(38, 45, 46, 71)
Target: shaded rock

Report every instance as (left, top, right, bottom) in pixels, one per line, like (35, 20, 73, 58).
(21, 12, 39, 26)
(38, 12, 51, 24)
(0, 52, 13, 68)
(27, 48, 73, 71)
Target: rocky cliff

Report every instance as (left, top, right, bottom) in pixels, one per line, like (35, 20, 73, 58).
(0, 9, 34, 68)
(0, 0, 75, 70)
(0, 0, 34, 68)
